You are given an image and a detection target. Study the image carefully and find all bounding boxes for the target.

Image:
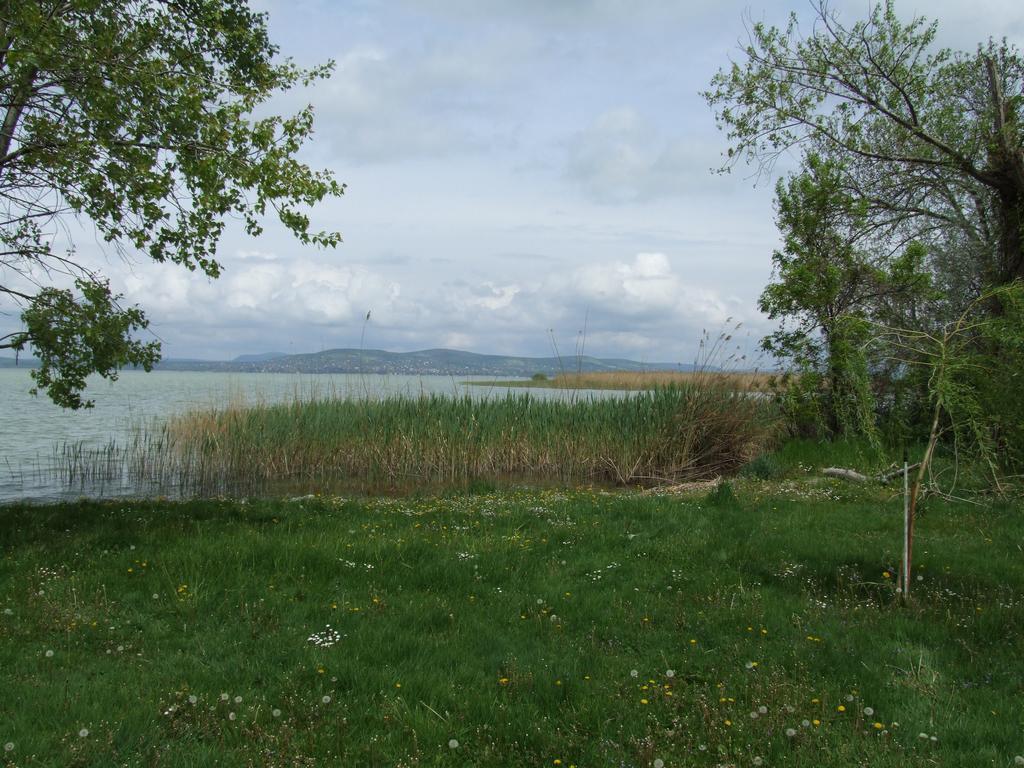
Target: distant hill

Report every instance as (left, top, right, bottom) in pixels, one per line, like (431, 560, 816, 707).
(232, 352, 288, 363)
(155, 348, 694, 376)
(0, 355, 38, 368)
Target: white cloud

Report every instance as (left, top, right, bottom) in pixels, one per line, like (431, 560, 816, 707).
(565, 108, 724, 203)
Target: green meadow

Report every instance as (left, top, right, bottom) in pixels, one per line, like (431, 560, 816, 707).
(2, 469, 1021, 766)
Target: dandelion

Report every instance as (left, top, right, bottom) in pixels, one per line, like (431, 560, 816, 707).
(188, 695, 198, 705)
(228, 712, 236, 721)
(918, 733, 930, 739)
(640, 699, 649, 705)
(758, 705, 767, 714)
(750, 711, 759, 719)
(78, 728, 89, 738)
(448, 739, 459, 749)
(837, 705, 846, 712)
(753, 758, 763, 767)
(873, 722, 884, 730)
(812, 719, 820, 726)
(1013, 757, 1024, 766)
(744, 661, 758, 669)
(234, 695, 242, 704)
(3, 742, 12, 752)
(220, 693, 229, 701)
(630, 669, 638, 678)
(654, 760, 665, 768)
(272, 708, 282, 718)
(863, 706, 874, 716)
(665, 669, 675, 678)
(45, 649, 54, 658)
(801, 719, 810, 727)
(785, 728, 797, 737)
(2, 608, 11, 615)
(322, 695, 331, 704)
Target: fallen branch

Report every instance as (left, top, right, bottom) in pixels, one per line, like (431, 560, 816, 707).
(823, 463, 922, 484)
(823, 467, 870, 482)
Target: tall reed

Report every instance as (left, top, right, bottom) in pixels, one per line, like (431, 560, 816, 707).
(142, 382, 777, 494)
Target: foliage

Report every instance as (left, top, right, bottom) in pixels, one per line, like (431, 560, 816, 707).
(757, 157, 929, 438)
(707, 1, 1024, 471)
(704, 0, 1024, 292)
(16, 279, 160, 409)
(0, 0, 344, 407)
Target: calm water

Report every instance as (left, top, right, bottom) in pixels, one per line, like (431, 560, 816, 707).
(0, 369, 616, 503)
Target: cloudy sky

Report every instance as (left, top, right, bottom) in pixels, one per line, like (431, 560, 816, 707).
(8, 0, 1024, 363)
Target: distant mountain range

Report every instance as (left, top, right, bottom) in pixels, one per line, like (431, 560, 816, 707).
(158, 348, 694, 376)
(1, 348, 695, 376)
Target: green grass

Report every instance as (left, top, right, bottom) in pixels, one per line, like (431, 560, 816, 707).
(1, 481, 1021, 766)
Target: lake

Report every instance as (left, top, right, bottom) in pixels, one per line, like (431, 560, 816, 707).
(0, 369, 620, 503)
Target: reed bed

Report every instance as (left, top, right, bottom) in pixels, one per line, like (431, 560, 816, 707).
(138, 383, 776, 495)
(471, 370, 773, 391)
(550, 370, 772, 391)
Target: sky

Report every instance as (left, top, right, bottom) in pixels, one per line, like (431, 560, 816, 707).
(6, 0, 1024, 363)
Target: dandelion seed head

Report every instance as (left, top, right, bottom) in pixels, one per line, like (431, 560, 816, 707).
(448, 739, 459, 749)
(785, 727, 797, 737)
(758, 705, 768, 714)
(1013, 757, 1024, 766)
(3, 742, 12, 752)
(272, 708, 282, 718)
(188, 695, 197, 705)
(45, 649, 54, 658)
(322, 695, 331, 704)
(228, 712, 236, 721)
(220, 693, 229, 701)
(863, 706, 874, 716)
(665, 669, 675, 678)
(234, 695, 242, 704)
(630, 669, 638, 678)
(78, 728, 89, 738)
(654, 760, 665, 768)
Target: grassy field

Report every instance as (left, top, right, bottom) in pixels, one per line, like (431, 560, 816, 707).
(1, 472, 1021, 766)
(469, 371, 773, 391)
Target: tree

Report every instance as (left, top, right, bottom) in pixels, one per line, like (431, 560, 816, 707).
(0, 0, 344, 407)
(703, 0, 1024, 294)
(760, 156, 930, 436)
(760, 157, 878, 436)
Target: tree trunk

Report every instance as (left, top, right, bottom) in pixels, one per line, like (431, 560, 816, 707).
(996, 186, 1024, 284)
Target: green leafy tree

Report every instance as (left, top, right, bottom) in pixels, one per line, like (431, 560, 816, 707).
(704, 0, 1024, 294)
(0, 0, 344, 407)
(760, 156, 927, 436)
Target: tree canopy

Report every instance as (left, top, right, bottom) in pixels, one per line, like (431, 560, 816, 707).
(0, 0, 344, 407)
(704, 0, 1024, 292)
(707, 1, 1024, 470)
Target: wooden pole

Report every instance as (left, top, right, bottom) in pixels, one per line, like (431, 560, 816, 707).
(902, 449, 910, 602)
